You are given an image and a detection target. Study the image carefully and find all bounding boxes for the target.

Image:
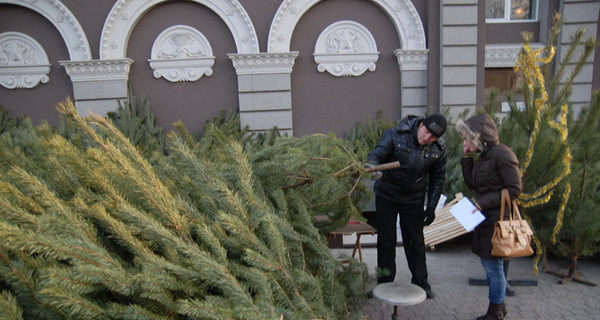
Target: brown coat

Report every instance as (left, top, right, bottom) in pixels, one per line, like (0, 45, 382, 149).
(457, 114, 522, 259)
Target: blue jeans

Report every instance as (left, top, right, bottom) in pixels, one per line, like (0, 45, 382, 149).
(480, 257, 506, 304)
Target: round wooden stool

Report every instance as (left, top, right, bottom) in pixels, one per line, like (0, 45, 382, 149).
(371, 283, 426, 320)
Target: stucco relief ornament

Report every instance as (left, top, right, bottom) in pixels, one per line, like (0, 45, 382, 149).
(313, 20, 379, 77)
(0, 32, 50, 89)
(485, 44, 544, 68)
(148, 25, 215, 82)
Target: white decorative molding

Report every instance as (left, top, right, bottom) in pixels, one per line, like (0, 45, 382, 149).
(60, 59, 133, 82)
(0, 32, 51, 89)
(313, 20, 379, 77)
(60, 59, 132, 117)
(148, 25, 215, 82)
(100, 0, 259, 59)
(228, 52, 299, 75)
(0, 0, 91, 60)
(268, 0, 426, 52)
(485, 43, 545, 68)
(394, 49, 429, 71)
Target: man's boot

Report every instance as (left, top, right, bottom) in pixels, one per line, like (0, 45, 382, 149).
(476, 303, 505, 320)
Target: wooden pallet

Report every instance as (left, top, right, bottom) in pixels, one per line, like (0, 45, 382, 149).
(423, 193, 468, 249)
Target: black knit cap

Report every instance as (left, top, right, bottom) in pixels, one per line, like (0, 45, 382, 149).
(423, 114, 447, 138)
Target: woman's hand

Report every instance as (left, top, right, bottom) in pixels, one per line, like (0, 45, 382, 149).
(463, 137, 476, 154)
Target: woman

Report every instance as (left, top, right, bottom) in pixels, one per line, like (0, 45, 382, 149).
(456, 114, 522, 320)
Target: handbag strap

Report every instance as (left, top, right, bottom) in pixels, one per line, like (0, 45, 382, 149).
(499, 188, 512, 222)
(512, 199, 524, 222)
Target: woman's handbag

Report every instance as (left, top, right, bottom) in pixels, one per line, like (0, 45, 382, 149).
(491, 189, 534, 258)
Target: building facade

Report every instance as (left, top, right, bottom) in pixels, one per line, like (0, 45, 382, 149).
(1, 0, 599, 137)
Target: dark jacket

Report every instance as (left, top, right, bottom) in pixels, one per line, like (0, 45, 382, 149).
(367, 115, 447, 211)
(457, 114, 522, 259)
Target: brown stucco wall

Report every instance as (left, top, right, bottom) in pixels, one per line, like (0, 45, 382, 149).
(124, 2, 239, 135)
(0, 0, 430, 137)
(289, 0, 402, 136)
(61, 1, 115, 61)
(1, 0, 596, 137)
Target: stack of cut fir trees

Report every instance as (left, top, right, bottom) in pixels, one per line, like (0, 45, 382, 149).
(0, 98, 378, 320)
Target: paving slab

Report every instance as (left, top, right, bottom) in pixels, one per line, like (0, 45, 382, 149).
(332, 242, 600, 320)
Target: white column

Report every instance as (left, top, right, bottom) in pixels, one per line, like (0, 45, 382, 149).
(228, 52, 298, 136)
(60, 59, 133, 116)
(395, 49, 429, 118)
(441, 0, 479, 119)
(558, 0, 600, 116)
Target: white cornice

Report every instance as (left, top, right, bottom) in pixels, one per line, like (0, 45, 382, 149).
(60, 59, 133, 82)
(394, 49, 429, 71)
(228, 52, 299, 74)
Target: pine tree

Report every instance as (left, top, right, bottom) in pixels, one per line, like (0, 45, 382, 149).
(343, 110, 396, 162)
(0, 98, 370, 319)
(0, 105, 19, 133)
(498, 15, 599, 278)
(107, 82, 165, 157)
(542, 91, 600, 285)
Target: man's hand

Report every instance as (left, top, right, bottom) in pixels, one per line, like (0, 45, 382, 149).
(365, 163, 382, 180)
(423, 208, 436, 226)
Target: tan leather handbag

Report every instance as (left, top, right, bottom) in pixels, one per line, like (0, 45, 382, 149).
(491, 189, 534, 258)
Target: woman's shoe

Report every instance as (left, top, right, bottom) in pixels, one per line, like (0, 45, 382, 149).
(476, 303, 505, 320)
(476, 304, 491, 320)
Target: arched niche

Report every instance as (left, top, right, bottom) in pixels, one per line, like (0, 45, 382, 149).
(268, 0, 426, 53)
(0, 0, 91, 60)
(100, 0, 259, 59)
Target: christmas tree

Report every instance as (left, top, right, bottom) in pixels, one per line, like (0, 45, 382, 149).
(499, 15, 599, 279)
(0, 98, 371, 319)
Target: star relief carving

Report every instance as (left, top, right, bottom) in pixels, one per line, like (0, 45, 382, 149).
(327, 28, 366, 54)
(1, 40, 33, 65)
(0, 32, 50, 89)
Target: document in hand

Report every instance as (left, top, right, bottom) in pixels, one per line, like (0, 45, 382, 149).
(449, 197, 485, 232)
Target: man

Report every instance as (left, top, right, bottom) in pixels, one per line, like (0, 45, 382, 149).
(367, 114, 447, 299)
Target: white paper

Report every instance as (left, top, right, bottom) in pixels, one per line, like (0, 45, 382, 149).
(449, 197, 486, 232)
(435, 194, 447, 212)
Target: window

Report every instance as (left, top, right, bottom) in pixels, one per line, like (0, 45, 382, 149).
(486, 0, 537, 22)
(484, 68, 525, 112)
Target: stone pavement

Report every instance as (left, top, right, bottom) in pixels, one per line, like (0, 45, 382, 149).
(332, 241, 600, 320)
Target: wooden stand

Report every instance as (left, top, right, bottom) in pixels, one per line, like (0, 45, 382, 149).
(327, 219, 376, 263)
(423, 193, 468, 249)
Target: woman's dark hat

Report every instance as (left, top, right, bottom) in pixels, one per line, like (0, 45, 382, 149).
(423, 114, 447, 138)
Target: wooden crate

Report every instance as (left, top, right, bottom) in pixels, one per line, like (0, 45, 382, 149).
(423, 193, 469, 249)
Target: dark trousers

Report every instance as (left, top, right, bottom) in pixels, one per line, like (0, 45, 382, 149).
(375, 196, 430, 290)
